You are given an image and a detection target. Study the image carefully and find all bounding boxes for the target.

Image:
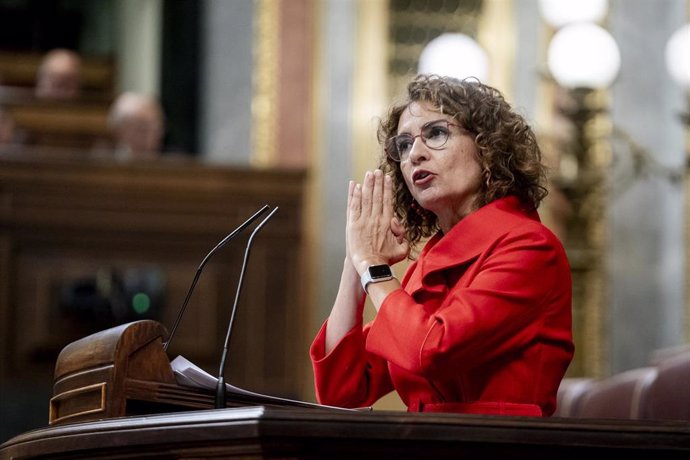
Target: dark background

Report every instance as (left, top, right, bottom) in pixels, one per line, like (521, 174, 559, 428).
(0, 0, 201, 155)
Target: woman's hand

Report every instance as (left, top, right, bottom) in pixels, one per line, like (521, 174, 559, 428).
(347, 169, 409, 275)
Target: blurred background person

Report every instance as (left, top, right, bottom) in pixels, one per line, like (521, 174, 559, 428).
(106, 91, 165, 159)
(34, 48, 82, 100)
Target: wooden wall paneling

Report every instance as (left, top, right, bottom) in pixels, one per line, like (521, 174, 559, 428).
(0, 151, 309, 408)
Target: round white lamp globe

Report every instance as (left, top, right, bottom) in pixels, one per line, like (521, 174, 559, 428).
(665, 23, 690, 90)
(547, 22, 621, 89)
(538, 0, 608, 29)
(418, 33, 489, 83)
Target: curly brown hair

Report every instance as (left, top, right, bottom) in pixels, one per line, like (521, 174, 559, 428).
(377, 74, 548, 247)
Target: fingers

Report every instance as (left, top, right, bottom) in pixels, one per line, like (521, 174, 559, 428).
(370, 169, 385, 216)
(383, 173, 394, 220)
(348, 180, 355, 202)
(351, 169, 392, 222)
(360, 170, 374, 217)
(348, 179, 361, 221)
(346, 180, 355, 219)
(348, 169, 409, 267)
(359, 169, 386, 218)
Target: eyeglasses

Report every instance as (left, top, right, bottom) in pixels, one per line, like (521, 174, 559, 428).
(385, 120, 463, 162)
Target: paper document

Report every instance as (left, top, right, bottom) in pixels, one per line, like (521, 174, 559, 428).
(170, 355, 366, 411)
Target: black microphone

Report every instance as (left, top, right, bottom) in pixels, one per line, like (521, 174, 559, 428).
(214, 206, 279, 409)
(163, 204, 271, 352)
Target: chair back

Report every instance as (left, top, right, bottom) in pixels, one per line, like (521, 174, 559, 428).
(553, 377, 594, 417)
(646, 349, 690, 420)
(577, 367, 657, 419)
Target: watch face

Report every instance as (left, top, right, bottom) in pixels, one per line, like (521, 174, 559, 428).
(369, 264, 392, 279)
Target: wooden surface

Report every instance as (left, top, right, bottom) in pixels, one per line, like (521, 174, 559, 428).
(1, 94, 111, 149)
(49, 320, 177, 425)
(0, 150, 310, 405)
(47, 320, 329, 427)
(2, 406, 690, 459)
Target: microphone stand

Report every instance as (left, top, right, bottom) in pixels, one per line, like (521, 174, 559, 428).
(163, 205, 271, 352)
(214, 206, 279, 409)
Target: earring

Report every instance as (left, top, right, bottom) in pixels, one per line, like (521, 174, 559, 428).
(410, 199, 427, 218)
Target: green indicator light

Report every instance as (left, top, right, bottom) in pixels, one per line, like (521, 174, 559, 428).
(132, 292, 151, 314)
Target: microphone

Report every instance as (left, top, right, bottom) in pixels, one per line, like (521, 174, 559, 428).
(214, 206, 279, 409)
(163, 204, 271, 352)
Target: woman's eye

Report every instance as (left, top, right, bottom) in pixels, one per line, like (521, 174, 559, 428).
(426, 126, 448, 140)
(396, 137, 413, 151)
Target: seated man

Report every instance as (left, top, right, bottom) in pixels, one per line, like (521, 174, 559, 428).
(35, 48, 83, 100)
(106, 91, 165, 159)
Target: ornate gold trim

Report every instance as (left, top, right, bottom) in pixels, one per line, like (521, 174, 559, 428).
(353, 0, 389, 178)
(477, 0, 515, 96)
(251, 0, 280, 167)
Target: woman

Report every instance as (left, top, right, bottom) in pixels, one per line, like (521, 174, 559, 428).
(310, 74, 574, 416)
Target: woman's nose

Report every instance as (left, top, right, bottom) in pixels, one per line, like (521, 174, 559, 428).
(407, 137, 428, 163)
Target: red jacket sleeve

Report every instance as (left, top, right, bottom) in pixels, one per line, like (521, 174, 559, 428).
(310, 319, 394, 408)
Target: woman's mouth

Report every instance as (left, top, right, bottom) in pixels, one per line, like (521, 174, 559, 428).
(412, 170, 433, 185)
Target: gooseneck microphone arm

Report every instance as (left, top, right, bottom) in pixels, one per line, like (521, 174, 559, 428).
(214, 206, 279, 409)
(163, 205, 271, 352)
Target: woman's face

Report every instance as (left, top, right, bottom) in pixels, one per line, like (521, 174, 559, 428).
(397, 100, 483, 231)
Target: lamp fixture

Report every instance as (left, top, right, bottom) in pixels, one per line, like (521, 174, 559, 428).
(665, 23, 690, 91)
(418, 33, 489, 83)
(538, 0, 608, 29)
(547, 22, 621, 90)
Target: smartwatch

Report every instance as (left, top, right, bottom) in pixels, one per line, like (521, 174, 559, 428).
(360, 264, 394, 292)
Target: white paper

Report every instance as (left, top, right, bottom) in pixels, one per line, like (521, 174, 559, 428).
(170, 355, 365, 411)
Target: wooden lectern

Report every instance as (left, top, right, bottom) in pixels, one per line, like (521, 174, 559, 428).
(49, 320, 213, 425)
(48, 319, 326, 427)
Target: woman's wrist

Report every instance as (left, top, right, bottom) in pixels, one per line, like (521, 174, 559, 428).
(342, 258, 361, 287)
(351, 255, 387, 277)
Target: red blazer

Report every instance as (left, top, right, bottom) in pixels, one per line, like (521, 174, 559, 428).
(310, 196, 574, 416)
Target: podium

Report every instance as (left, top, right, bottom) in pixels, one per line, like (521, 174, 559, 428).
(48, 320, 321, 426)
(3, 321, 690, 459)
(49, 320, 197, 425)
(4, 406, 690, 459)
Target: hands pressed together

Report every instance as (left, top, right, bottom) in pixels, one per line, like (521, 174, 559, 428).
(347, 169, 409, 276)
